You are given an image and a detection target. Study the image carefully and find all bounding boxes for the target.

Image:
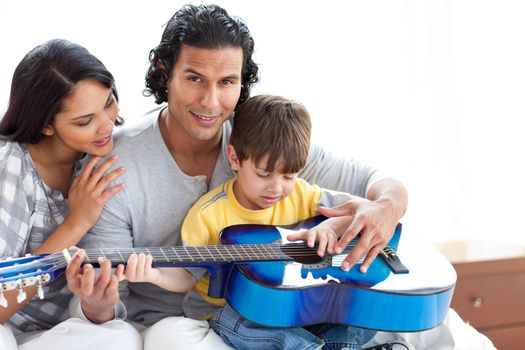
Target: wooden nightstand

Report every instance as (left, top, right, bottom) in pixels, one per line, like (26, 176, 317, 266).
(437, 240, 525, 350)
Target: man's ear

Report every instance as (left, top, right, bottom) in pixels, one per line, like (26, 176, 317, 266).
(226, 144, 240, 171)
(42, 124, 55, 136)
(156, 59, 166, 70)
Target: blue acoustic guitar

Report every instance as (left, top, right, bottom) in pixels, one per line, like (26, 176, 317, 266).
(0, 216, 456, 332)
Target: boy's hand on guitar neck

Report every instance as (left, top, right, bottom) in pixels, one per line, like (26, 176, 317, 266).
(123, 253, 197, 293)
(65, 249, 124, 324)
(124, 253, 162, 285)
(286, 216, 351, 258)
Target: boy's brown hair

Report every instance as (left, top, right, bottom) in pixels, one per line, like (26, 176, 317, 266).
(230, 94, 311, 173)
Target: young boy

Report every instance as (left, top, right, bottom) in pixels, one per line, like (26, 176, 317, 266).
(125, 95, 376, 349)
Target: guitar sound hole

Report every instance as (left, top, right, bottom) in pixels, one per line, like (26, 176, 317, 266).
(282, 245, 323, 264)
(294, 254, 323, 264)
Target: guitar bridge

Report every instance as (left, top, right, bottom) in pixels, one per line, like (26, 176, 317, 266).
(380, 247, 409, 274)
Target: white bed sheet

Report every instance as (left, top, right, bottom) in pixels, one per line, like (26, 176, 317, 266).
(363, 308, 496, 350)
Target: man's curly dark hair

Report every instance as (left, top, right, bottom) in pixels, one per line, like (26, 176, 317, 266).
(144, 4, 259, 108)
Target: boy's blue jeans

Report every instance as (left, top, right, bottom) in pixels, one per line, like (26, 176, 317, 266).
(210, 304, 376, 350)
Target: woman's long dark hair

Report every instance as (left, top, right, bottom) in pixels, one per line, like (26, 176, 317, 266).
(0, 38, 121, 144)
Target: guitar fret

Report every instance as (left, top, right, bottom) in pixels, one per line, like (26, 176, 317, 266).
(273, 246, 285, 259)
(264, 245, 274, 260)
(215, 247, 227, 262)
(181, 246, 194, 262)
(99, 248, 106, 260)
(204, 246, 217, 261)
(244, 245, 255, 260)
(222, 245, 235, 261)
(250, 245, 261, 260)
(261, 245, 271, 260)
(159, 248, 170, 262)
(193, 246, 205, 262)
(244, 245, 255, 261)
(258, 245, 268, 260)
(238, 244, 249, 261)
(116, 248, 125, 263)
(171, 247, 183, 262)
(183, 247, 195, 261)
(84, 251, 93, 264)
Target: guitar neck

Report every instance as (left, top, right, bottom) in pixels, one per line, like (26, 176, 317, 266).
(74, 244, 294, 267)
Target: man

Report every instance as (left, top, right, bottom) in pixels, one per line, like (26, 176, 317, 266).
(67, 3, 408, 349)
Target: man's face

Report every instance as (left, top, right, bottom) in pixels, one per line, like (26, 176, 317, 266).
(166, 44, 243, 142)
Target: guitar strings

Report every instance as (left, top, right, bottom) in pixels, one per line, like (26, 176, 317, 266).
(66, 243, 356, 258)
(2, 242, 361, 277)
(54, 243, 359, 264)
(0, 243, 362, 279)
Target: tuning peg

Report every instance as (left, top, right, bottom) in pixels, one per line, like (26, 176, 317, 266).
(0, 286, 7, 308)
(16, 280, 27, 303)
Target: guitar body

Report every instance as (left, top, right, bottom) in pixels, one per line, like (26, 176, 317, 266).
(216, 217, 456, 332)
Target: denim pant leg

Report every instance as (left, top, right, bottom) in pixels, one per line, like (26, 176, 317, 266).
(309, 324, 377, 350)
(210, 304, 324, 350)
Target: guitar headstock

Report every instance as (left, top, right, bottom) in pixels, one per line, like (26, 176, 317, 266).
(0, 253, 66, 307)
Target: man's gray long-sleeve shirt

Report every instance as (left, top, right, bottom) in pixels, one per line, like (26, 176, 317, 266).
(80, 106, 384, 326)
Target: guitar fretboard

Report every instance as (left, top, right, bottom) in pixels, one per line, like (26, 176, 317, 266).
(72, 244, 296, 267)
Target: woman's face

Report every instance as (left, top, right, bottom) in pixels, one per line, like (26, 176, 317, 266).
(47, 79, 118, 157)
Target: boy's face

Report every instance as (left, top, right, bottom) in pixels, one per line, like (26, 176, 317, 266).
(227, 145, 298, 210)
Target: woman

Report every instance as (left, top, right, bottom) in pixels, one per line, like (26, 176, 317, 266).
(0, 39, 140, 350)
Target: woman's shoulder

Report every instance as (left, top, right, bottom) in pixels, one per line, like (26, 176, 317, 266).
(0, 138, 28, 168)
(0, 139, 37, 194)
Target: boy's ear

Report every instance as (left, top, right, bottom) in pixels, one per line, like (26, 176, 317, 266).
(227, 144, 240, 171)
(42, 124, 55, 136)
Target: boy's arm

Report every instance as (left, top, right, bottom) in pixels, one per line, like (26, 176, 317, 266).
(153, 268, 197, 292)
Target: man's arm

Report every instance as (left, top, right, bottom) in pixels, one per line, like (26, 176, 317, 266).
(321, 178, 408, 272)
(299, 143, 382, 197)
(300, 144, 408, 272)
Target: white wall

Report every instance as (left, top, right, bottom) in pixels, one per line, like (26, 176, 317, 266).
(1, 0, 524, 244)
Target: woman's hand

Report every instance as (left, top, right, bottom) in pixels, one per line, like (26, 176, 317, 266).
(66, 155, 125, 232)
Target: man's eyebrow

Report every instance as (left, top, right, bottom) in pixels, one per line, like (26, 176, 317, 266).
(184, 67, 240, 80)
(184, 67, 203, 76)
(222, 74, 241, 80)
